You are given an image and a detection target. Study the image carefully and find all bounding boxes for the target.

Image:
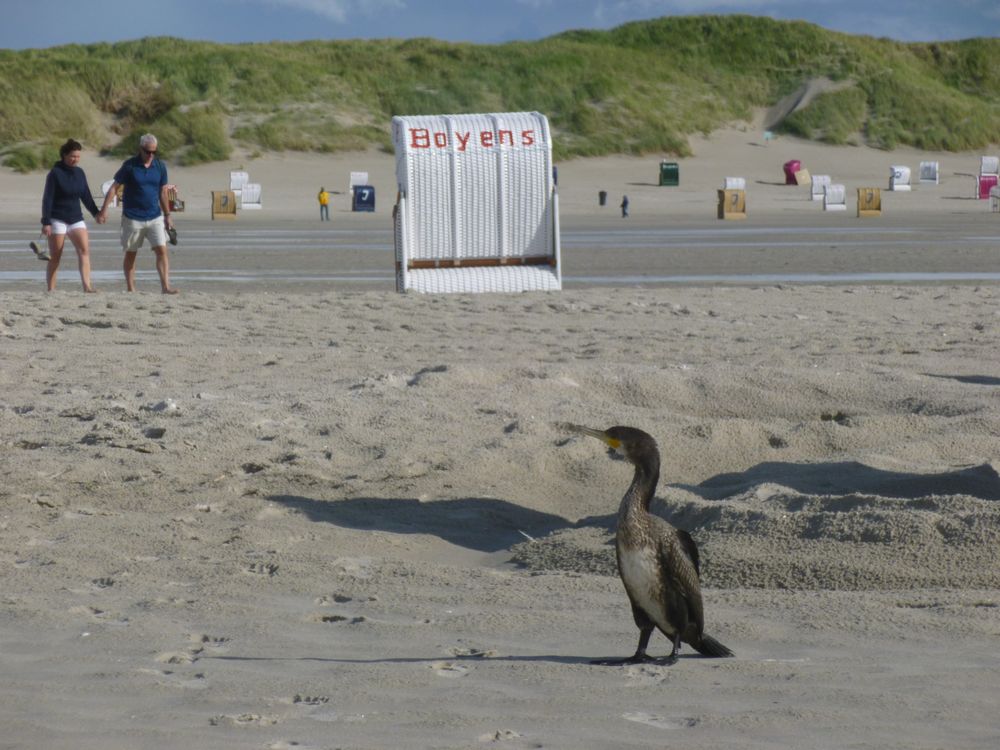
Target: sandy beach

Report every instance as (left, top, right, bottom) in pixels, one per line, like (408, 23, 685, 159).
(2, 124, 999, 748)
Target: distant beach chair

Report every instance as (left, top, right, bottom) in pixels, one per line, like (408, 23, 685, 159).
(349, 171, 368, 191)
(889, 166, 911, 191)
(230, 171, 249, 191)
(241, 183, 262, 210)
(919, 161, 939, 185)
(391, 111, 561, 293)
(823, 184, 847, 211)
(857, 187, 882, 217)
(717, 188, 746, 220)
(979, 156, 999, 177)
(783, 160, 802, 185)
(811, 175, 831, 201)
(101, 179, 121, 208)
(977, 174, 998, 200)
(211, 190, 237, 220)
(990, 186, 1000, 213)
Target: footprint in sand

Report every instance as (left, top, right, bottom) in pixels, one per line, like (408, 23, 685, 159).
(622, 711, 678, 730)
(209, 713, 279, 727)
(138, 667, 207, 690)
(247, 561, 279, 576)
(189, 633, 230, 653)
(156, 650, 198, 665)
(477, 729, 526, 743)
(431, 661, 470, 678)
(624, 663, 670, 686)
(293, 695, 330, 706)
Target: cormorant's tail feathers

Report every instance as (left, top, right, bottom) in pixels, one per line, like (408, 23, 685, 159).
(695, 634, 734, 658)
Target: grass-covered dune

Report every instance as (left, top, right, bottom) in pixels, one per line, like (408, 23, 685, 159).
(1, 15, 998, 171)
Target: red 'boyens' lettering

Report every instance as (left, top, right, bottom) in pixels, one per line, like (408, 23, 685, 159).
(409, 126, 540, 150)
(410, 128, 430, 148)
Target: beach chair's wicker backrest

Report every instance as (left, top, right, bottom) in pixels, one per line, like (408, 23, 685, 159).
(230, 171, 249, 191)
(392, 112, 561, 293)
(811, 175, 831, 201)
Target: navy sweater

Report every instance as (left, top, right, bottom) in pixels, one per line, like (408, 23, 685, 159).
(41, 161, 100, 226)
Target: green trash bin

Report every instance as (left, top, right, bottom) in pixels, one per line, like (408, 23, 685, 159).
(659, 161, 679, 186)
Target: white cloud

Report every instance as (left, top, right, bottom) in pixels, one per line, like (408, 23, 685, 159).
(249, 0, 405, 23)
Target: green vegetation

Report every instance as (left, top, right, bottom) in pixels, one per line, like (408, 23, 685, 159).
(782, 86, 867, 145)
(1, 16, 998, 170)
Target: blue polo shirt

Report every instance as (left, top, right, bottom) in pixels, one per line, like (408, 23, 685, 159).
(114, 155, 168, 221)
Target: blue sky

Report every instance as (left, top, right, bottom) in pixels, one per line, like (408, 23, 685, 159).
(3, 0, 998, 49)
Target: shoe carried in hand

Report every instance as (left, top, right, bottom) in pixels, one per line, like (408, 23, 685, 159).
(167, 226, 178, 246)
(30, 241, 50, 261)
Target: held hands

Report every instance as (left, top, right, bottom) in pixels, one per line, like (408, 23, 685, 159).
(96, 209, 107, 225)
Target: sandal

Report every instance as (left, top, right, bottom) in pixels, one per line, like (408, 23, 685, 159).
(30, 241, 50, 261)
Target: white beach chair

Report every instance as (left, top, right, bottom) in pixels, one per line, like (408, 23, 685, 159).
(349, 171, 369, 192)
(823, 184, 847, 211)
(230, 170, 249, 191)
(241, 183, 262, 210)
(723, 176, 746, 191)
(918, 161, 939, 185)
(811, 175, 831, 201)
(391, 111, 561, 294)
(979, 156, 999, 176)
(889, 166, 911, 191)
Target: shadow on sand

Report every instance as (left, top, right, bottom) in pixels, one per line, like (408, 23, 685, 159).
(675, 460, 1000, 501)
(270, 494, 575, 552)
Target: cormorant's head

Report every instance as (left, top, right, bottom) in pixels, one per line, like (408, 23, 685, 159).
(562, 424, 659, 466)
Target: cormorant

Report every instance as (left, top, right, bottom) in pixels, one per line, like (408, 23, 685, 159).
(566, 424, 734, 665)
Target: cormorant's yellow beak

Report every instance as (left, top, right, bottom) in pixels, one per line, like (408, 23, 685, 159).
(561, 423, 622, 450)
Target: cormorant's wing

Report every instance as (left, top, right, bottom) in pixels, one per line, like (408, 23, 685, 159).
(675, 529, 701, 578)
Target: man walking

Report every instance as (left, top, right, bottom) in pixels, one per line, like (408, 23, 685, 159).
(97, 133, 178, 294)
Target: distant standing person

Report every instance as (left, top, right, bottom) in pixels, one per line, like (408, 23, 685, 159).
(621, 195, 630, 218)
(37, 139, 100, 292)
(318, 187, 330, 221)
(97, 133, 178, 294)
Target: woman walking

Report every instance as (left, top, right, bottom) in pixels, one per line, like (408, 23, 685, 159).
(38, 139, 101, 292)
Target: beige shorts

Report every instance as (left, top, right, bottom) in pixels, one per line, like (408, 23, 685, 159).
(120, 215, 167, 252)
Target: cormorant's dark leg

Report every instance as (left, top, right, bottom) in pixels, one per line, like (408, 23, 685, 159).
(591, 626, 656, 665)
(655, 631, 682, 666)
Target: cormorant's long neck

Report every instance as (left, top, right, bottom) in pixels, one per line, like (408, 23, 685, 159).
(618, 453, 660, 522)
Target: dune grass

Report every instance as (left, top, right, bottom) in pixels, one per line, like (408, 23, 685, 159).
(1, 16, 998, 170)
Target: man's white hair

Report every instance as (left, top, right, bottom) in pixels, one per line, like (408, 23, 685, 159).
(139, 133, 158, 149)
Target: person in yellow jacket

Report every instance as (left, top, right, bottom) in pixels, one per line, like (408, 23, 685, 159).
(318, 187, 330, 221)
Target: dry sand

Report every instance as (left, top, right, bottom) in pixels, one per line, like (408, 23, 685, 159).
(2, 124, 1000, 749)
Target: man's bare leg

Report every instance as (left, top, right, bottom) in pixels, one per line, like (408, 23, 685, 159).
(153, 245, 178, 294)
(123, 250, 138, 292)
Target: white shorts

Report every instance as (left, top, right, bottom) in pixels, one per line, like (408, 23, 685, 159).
(50, 219, 87, 235)
(121, 215, 167, 252)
